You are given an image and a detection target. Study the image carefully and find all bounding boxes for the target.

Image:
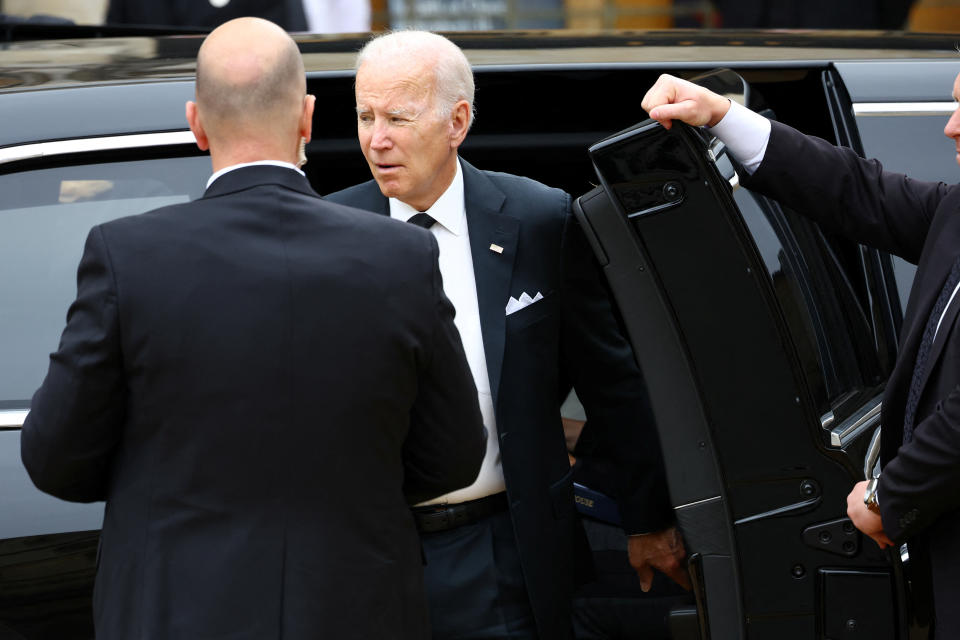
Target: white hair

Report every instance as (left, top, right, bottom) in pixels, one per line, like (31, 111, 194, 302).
(356, 30, 476, 129)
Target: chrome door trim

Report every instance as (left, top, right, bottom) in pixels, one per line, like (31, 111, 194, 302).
(820, 410, 836, 430)
(0, 409, 29, 429)
(733, 495, 820, 525)
(675, 495, 722, 510)
(830, 397, 882, 448)
(854, 102, 957, 117)
(864, 425, 882, 479)
(0, 131, 197, 166)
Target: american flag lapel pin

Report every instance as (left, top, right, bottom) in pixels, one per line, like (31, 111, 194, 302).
(490, 244, 504, 254)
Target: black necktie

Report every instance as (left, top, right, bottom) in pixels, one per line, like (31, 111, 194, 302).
(903, 256, 960, 444)
(407, 212, 436, 229)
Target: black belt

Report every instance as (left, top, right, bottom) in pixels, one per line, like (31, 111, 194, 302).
(412, 492, 509, 533)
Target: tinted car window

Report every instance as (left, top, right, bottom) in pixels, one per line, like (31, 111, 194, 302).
(0, 152, 208, 640)
(856, 114, 955, 182)
(855, 112, 955, 313)
(734, 183, 882, 420)
(0, 155, 209, 407)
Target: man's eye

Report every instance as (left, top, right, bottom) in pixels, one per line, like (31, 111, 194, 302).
(357, 113, 373, 124)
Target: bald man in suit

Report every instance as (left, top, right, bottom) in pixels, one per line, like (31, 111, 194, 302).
(21, 18, 484, 639)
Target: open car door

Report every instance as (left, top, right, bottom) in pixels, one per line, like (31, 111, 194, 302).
(573, 70, 909, 639)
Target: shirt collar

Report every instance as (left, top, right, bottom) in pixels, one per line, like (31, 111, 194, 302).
(388, 158, 465, 236)
(206, 160, 305, 190)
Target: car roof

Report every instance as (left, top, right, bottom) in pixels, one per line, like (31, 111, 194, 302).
(0, 29, 957, 150)
(2, 29, 959, 91)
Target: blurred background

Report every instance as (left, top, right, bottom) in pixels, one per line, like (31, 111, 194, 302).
(1, 0, 960, 32)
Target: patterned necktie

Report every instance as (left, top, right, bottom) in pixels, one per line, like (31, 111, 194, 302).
(407, 212, 436, 229)
(903, 255, 960, 444)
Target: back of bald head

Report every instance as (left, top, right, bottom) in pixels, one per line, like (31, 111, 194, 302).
(195, 18, 305, 140)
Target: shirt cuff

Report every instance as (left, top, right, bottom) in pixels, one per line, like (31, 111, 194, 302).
(706, 100, 771, 175)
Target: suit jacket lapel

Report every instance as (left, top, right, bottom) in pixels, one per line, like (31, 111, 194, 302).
(336, 167, 518, 407)
(328, 180, 390, 216)
(923, 287, 960, 389)
(899, 226, 960, 416)
(461, 160, 519, 409)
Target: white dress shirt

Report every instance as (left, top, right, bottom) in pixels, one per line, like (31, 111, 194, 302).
(706, 99, 771, 175)
(389, 159, 506, 505)
(206, 160, 304, 190)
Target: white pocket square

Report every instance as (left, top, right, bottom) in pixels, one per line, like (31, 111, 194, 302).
(505, 291, 544, 315)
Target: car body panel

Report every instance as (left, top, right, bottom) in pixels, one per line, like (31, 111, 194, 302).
(0, 83, 195, 148)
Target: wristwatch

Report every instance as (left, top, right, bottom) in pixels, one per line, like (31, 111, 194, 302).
(863, 477, 881, 514)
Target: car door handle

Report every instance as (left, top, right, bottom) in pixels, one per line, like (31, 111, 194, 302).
(863, 424, 882, 480)
(0, 409, 28, 429)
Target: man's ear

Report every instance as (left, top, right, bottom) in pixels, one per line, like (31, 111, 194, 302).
(186, 101, 210, 152)
(300, 94, 316, 143)
(449, 99, 471, 149)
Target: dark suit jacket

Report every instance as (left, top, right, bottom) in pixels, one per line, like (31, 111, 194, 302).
(20, 165, 485, 640)
(327, 159, 672, 639)
(106, 0, 308, 30)
(742, 121, 960, 632)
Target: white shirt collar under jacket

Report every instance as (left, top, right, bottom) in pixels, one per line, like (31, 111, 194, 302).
(206, 160, 305, 190)
(388, 160, 466, 236)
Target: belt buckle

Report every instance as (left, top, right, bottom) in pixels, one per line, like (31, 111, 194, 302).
(451, 504, 469, 528)
(431, 510, 451, 531)
(419, 504, 452, 532)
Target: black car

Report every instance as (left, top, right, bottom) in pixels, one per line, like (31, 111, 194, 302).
(1, 27, 959, 639)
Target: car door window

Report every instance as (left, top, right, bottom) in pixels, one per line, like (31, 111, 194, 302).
(834, 60, 960, 316)
(0, 155, 209, 409)
(854, 111, 955, 313)
(735, 185, 884, 420)
(0, 151, 208, 640)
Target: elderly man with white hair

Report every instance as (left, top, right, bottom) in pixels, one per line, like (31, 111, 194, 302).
(327, 30, 688, 639)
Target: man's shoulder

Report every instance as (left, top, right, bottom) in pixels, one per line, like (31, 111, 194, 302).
(479, 168, 564, 197)
(324, 179, 384, 211)
(468, 165, 570, 218)
(99, 183, 415, 240)
(320, 182, 430, 237)
(99, 199, 197, 235)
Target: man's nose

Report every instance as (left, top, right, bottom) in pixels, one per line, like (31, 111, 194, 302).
(945, 109, 960, 139)
(370, 121, 393, 150)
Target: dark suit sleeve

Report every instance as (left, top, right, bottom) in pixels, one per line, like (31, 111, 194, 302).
(402, 234, 486, 505)
(879, 384, 960, 542)
(741, 120, 950, 264)
(559, 195, 673, 534)
(21, 225, 126, 503)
